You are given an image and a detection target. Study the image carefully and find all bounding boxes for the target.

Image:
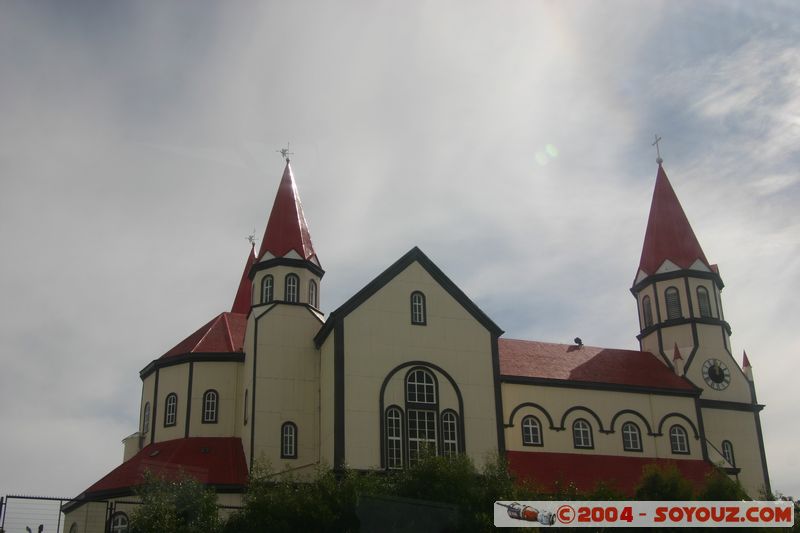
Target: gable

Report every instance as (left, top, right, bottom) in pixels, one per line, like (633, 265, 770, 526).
(314, 247, 502, 347)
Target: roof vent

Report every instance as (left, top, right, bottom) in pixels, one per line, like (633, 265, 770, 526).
(574, 337, 583, 347)
(200, 447, 210, 454)
(149, 450, 160, 457)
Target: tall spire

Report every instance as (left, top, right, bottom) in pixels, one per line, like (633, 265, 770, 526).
(231, 244, 257, 314)
(637, 164, 710, 277)
(257, 161, 318, 263)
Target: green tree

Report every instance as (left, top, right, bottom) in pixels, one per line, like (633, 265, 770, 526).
(129, 471, 222, 533)
(634, 464, 694, 501)
(696, 469, 749, 501)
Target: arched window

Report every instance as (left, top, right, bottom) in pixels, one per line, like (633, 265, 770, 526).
(722, 440, 735, 466)
(309, 280, 318, 307)
(697, 286, 712, 318)
(69, 523, 78, 533)
(410, 291, 426, 325)
(285, 274, 299, 303)
(243, 389, 248, 425)
(202, 390, 218, 423)
(521, 415, 543, 446)
(665, 287, 682, 319)
(261, 275, 274, 304)
(642, 296, 653, 328)
(406, 368, 437, 464)
(281, 422, 297, 459)
(385, 406, 403, 469)
(669, 425, 689, 454)
(621, 422, 642, 451)
(164, 393, 177, 427)
(142, 402, 151, 434)
(441, 410, 459, 456)
(110, 512, 129, 533)
(572, 418, 593, 449)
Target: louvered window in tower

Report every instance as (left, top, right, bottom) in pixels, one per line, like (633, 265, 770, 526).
(697, 286, 712, 318)
(665, 287, 682, 319)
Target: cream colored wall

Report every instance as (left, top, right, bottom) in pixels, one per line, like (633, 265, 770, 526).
(319, 334, 335, 466)
(341, 261, 499, 470)
(684, 327, 751, 404)
(687, 278, 720, 318)
(251, 303, 322, 472)
(252, 265, 321, 307)
(701, 407, 766, 496)
(189, 361, 241, 438)
(502, 383, 702, 460)
(154, 364, 190, 443)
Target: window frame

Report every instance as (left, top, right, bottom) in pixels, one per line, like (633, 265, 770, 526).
(521, 415, 543, 447)
(665, 286, 682, 320)
(142, 401, 151, 434)
(285, 273, 299, 303)
(722, 440, 735, 466)
(642, 295, 654, 328)
(385, 406, 404, 470)
(669, 424, 690, 455)
(202, 389, 219, 424)
(308, 279, 318, 308)
(164, 393, 177, 427)
(261, 274, 274, 304)
(109, 512, 129, 533)
(441, 409, 459, 457)
(281, 421, 297, 459)
(410, 291, 427, 325)
(621, 421, 643, 452)
(696, 286, 713, 318)
(572, 418, 594, 449)
(243, 389, 248, 425)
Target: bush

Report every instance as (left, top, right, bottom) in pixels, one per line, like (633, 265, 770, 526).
(634, 464, 694, 501)
(130, 471, 221, 533)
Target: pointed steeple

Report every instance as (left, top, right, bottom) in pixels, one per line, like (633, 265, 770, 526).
(637, 164, 710, 277)
(257, 161, 318, 264)
(743, 350, 753, 381)
(231, 244, 257, 314)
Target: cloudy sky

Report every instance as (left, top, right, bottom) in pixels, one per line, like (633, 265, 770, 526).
(1, 0, 798, 503)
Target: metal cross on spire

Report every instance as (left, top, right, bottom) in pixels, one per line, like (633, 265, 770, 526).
(652, 134, 663, 165)
(276, 143, 294, 163)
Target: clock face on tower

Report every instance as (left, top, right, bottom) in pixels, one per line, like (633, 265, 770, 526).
(702, 358, 731, 390)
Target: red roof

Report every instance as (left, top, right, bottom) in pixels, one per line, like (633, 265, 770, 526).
(257, 161, 317, 262)
(508, 450, 714, 496)
(161, 312, 247, 359)
(637, 164, 710, 277)
(83, 437, 247, 496)
(499, 339, 697, 392)
(231, 245, 256, 314)
(742, 350, 751, 368)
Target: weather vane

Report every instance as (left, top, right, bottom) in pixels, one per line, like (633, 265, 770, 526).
(652, 134, 663, 165)
(276, 143, 294, 162)
(246, 229, 256, 246)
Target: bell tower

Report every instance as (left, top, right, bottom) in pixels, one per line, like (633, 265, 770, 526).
(631, 159, 770, 495)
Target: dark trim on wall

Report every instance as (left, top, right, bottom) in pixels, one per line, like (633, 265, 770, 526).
(636, 317, 731, 342)
(699, 399, 764, 412)
(608, 409, 655, 436)
(507, 402, 557, 430)
(140, 353, 245, 380)
(559, 406, 607, 433)
(656, 412, 700, 439)
(333, 322, 345, 469)
(185, 362, 194, 438)
(684, 277, 695, 319)
(315, 246, 503, 347)
(249, 256, 325, 279)
(753, 409, 772, 495)
(631, 268, 724, 294)
(500, 374, 701, 397)
(490, 333, 506, 455)
(693, 397, 709, 461)
(378, 360, 466, 469)
(150, 369, 160, 445)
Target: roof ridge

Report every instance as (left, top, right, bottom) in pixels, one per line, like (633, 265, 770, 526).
(221, 312, 234, 352)
(193, 313, 225, 353)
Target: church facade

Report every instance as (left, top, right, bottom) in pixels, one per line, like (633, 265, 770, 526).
(62, 158, 770, 532)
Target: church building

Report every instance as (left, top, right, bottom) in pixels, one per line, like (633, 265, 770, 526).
(61, 156, 771, 532)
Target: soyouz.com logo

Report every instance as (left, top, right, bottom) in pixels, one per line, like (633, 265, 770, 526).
(494, 501, 795, 527)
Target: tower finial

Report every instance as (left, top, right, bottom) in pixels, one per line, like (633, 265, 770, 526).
(277, 143, 294, 163)
(246, 229, 257, 247)
(652, 134, 663, 165)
